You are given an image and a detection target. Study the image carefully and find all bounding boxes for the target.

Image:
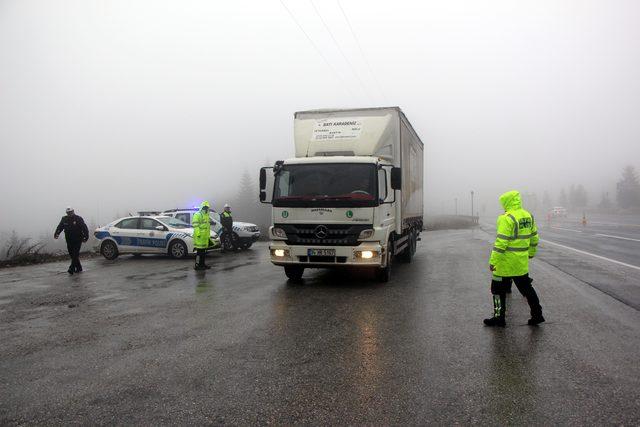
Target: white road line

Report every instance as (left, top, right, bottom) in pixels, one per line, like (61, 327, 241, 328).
(587, 221, 640, 228)
(541, 239, 640, 271)
(596, 233, 640, 243)
(548, 226, 583, 233)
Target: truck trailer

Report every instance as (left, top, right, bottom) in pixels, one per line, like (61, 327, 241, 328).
(259, 107, 424, 282)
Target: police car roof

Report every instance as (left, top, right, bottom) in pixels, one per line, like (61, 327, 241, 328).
(162, 208, 199, 213)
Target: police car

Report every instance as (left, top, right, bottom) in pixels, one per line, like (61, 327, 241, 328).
(161, 208, 261, 250)
(94, 215, 220, 260)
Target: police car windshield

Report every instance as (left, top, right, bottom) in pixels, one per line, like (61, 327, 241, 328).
(156, 216, 190, 229)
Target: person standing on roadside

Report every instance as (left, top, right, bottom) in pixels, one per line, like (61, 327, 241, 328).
(54, 207, 89, 274)
(220, 203, 234, 251)
(192, 201, 212, 270)
(484, 190, 545, 327)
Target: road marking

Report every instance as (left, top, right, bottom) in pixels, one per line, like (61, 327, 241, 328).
(541, 239, 640, 271)
(587, 221, 640, 228)
(596, 233, 640, 243)
(548, 226, 583, 233)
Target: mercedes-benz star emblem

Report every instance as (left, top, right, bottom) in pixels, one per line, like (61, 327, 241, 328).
(314, 225, 328, 239)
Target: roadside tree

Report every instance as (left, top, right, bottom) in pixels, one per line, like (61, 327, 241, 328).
(616, 165, 640, 209)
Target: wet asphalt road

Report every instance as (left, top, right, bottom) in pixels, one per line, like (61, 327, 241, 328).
(1, 228, 639, 425)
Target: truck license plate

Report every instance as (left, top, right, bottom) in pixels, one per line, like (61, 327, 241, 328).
(308, 249, 335, 256)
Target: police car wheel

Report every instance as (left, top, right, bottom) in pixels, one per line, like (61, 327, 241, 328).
(100, 240, 119, 260)
(169, 240, 188, 259)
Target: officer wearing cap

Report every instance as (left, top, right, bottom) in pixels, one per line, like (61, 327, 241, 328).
(54, 207, 89, 274)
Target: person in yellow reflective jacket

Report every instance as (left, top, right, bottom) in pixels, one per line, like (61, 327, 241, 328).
(192, 201, 212, 270)
(484, 190, 545, 327)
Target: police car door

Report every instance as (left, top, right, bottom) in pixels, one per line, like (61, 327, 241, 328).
(111, 218, 140, 252)
(138, 218, 169, 253)
(210, 212, 223, 234)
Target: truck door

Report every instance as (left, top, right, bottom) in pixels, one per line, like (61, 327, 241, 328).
(378, 167, 395, 229)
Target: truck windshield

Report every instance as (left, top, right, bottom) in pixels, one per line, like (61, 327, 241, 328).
(273, 163, 378, 207)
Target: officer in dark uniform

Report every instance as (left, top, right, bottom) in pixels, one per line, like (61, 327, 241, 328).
(220, 204, 237, 252)
(221, 204, 233, 233)
(54, 207, 89, 274)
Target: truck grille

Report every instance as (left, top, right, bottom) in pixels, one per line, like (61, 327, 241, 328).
(275, 223, 372, 246)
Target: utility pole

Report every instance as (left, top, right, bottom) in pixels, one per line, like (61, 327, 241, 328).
(471, 190, 475, 219)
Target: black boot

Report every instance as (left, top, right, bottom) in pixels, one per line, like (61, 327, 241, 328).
(527, 315, 545, 325)
(484, 293, 506, 327)
(67, 267, 74, 275)
(483, 317, 506, 327)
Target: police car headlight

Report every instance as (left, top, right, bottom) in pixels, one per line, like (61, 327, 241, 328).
(358, 229, 375, 240)
(272, 227, 287, 239)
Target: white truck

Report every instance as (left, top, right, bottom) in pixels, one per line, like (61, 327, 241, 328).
(259, 107, 424, 282)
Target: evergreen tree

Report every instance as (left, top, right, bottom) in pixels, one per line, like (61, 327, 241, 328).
(598, 192, 613, 211)
(569, 184, 588, 208)
(542, 190, 552, 209)
(616, 165, 640, 209)
(233, 169, 271, 234)
(558, 188, 568, 207)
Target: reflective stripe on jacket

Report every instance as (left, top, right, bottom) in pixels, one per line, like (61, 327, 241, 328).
(489, 190, 539, 277)
(192, 207, 211, 249)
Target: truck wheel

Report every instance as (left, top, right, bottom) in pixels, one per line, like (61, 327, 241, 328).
(376, 239, 393, 282)
(399, 230, 415, 263)
(284, 265, 304, 282)
(100, 240, 119, 260)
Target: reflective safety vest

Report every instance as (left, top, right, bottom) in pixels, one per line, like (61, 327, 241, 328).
(192, 204, 211, 249)
(489, 190, 539, 277)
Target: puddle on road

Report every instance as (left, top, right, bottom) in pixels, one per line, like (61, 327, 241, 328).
(89, 293, 126, 303)
(196, 281, 213, 293)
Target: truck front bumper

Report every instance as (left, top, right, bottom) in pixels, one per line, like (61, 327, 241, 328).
(269, 241, 384, 267)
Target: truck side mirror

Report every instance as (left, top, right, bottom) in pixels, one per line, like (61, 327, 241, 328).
(259, 168, 267, 190)
(259, 167, 273, 204)
(391, 167, 402, 190)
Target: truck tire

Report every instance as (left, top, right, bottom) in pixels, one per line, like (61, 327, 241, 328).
(284, 265, 304, 282)
(376, 238, 394, 282)
(399, 229, 416, 263)
(100, 240, 119, 260)
(168, 240, 188, 259)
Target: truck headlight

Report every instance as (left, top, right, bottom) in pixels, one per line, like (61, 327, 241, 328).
(358, 229, 374, 240)
(271, 249, 289, 257)
(355, 250, 378, 259)
(272, 227, 287, 239)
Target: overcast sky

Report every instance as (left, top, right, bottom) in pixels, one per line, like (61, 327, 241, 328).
(1, 0, 639, 235)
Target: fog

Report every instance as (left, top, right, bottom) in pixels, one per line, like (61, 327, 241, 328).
(1, 0, 639, 241)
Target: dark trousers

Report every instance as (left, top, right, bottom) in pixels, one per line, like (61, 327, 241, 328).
(491, 274, 542, 319)
(66, 239, 82, 272)
(195, 249, 206, 268)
